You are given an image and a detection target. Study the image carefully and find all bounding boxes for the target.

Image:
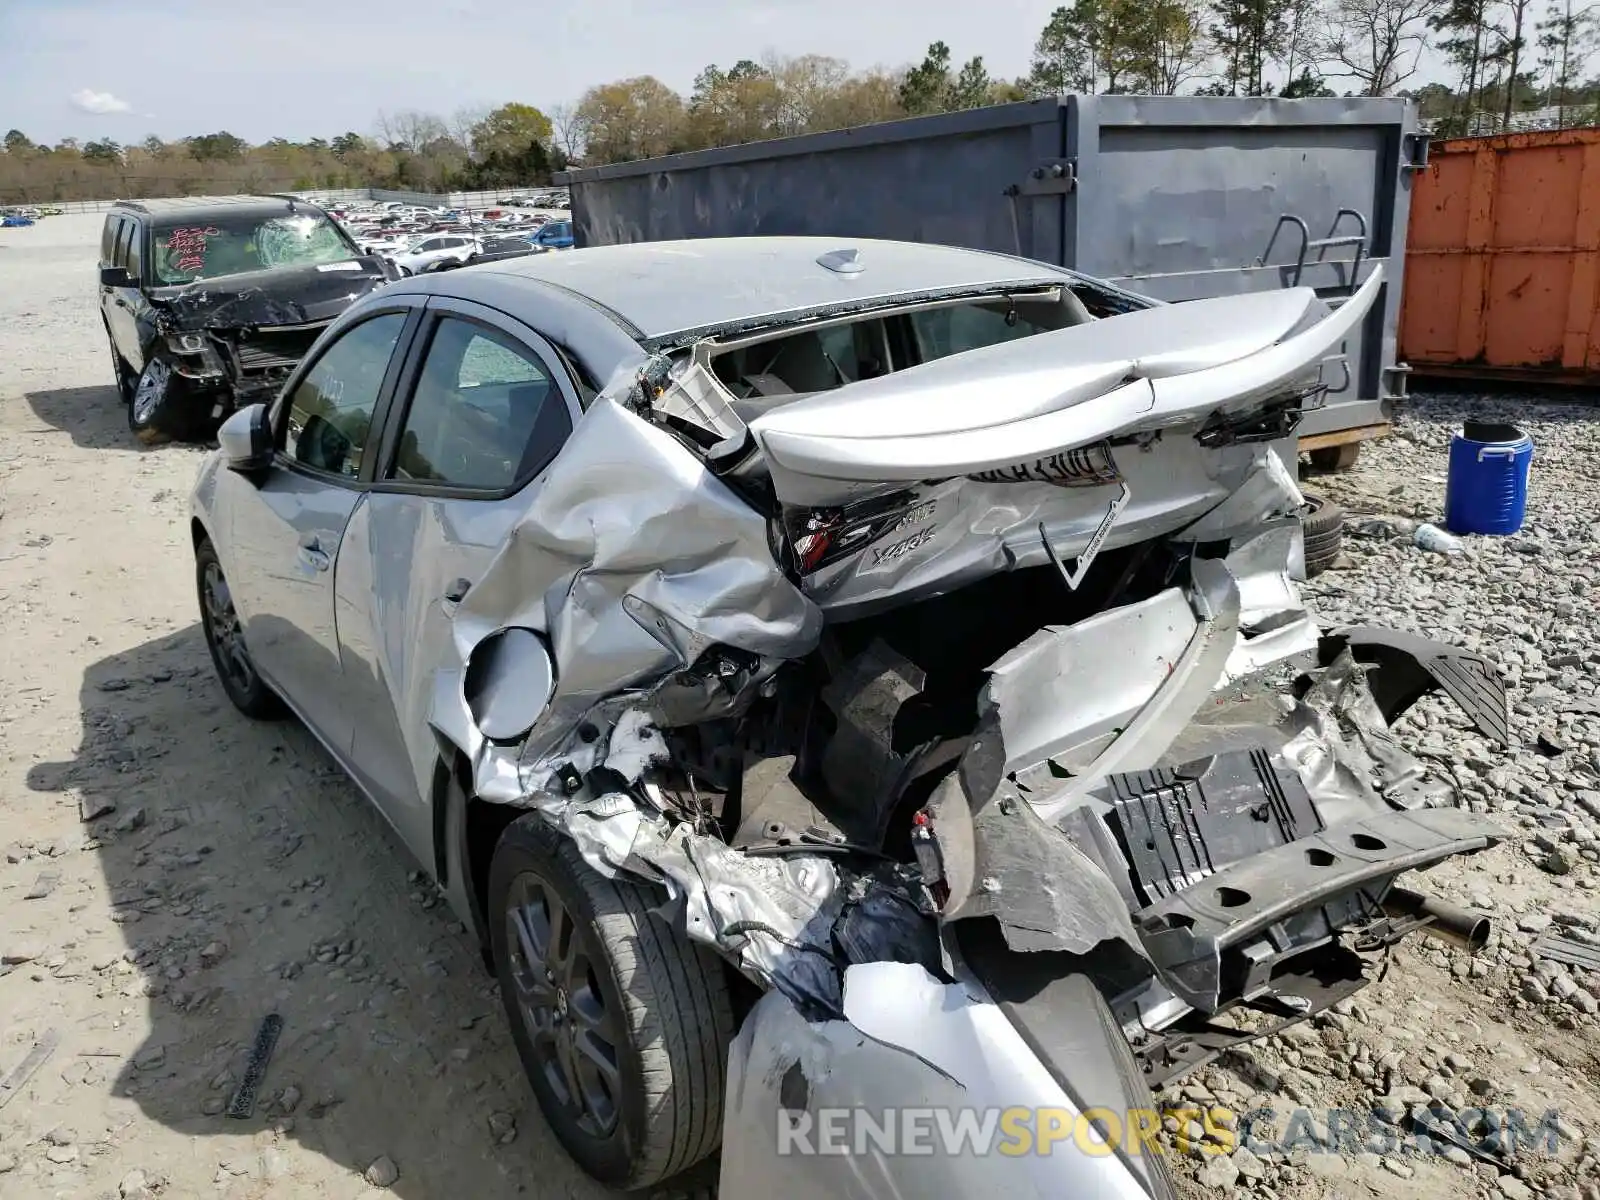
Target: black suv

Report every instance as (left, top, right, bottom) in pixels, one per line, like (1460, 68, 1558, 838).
(99, 194, 395, 444)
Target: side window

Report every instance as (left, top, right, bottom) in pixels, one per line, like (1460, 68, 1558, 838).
(125, 223, 143, 283)
(390, 317, 571, 490)
(282, 312, 406, 480)
(100, 216, 118, 263)
(113, 220, 133, 270)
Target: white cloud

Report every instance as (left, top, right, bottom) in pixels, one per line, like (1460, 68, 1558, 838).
(70, 88, 131, 115)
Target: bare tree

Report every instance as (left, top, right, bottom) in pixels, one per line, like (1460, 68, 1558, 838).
(449, 106, 491, 155)
(1321, 0, 1446, 92)
(374, 109, 448, 153)
(549, 101, 589, 161)
(1493, 0, 1538, 125)
(1147, 0, 1211, 92)
(1281, 0, 1327, 83)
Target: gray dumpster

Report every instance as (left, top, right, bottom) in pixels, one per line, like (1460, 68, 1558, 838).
(562, 95, 1429, 461)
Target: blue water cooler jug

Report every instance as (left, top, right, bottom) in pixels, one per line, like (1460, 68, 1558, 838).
(1445, 420, 1533, 536)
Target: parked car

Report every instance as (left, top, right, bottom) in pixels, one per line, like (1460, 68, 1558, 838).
(528, 219, 572, 250)
(99, 194, 395, 443)
(190, 237, 1503, 1199)
(360, 233, 412, 256)
(415, 235, 536, 274)
(389, 233, 484, 275)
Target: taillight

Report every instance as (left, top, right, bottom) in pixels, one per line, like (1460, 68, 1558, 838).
(782, 489, 932, 575)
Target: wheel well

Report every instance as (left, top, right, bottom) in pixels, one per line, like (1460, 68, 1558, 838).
(447, 751, 755, 1013)
(454, 752, 521, 957)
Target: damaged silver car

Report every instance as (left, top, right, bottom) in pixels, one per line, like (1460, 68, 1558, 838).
(188, 237, 1507, 1197)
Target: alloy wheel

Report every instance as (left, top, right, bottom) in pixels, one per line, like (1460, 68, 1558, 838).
(201, 560, 255, 695)
(504, 871, 622, 1138)
(133, 358, 172, 423)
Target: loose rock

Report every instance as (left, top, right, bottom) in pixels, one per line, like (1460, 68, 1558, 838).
(364, 1155, 399, 1188)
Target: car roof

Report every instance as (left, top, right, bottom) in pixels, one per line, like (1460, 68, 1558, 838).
(471, 236, 1071, 341)
(111, 194, 323, 221)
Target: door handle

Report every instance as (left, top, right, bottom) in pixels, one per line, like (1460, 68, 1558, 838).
(443, 577, 472, 603)
(297, 537, 331, 573)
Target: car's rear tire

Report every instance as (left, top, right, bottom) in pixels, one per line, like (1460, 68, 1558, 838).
(1300, 491, 1344, 577)
(196, 539, 283, 719)
(488, 814, 733, 1191)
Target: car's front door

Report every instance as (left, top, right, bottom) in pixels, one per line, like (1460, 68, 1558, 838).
(224, 307, 416, 751)
(103, 217, 145, 368)
(331, 298, 580, 865)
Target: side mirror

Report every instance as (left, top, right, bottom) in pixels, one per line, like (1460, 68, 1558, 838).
(99, 265, 132, 288)
(218, 404, 274, 474)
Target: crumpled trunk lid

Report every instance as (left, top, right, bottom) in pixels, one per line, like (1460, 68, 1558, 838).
(748, 267, 1383, 507)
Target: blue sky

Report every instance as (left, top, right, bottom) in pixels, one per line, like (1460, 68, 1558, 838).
(1, 0, 1076, 144)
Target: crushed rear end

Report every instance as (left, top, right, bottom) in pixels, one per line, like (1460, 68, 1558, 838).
(431, 259, 1505, 1197)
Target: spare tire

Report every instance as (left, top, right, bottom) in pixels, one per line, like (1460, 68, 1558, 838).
(1300, 491, 1344, 577)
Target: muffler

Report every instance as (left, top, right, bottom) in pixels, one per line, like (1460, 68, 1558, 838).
(1383, 887, 1490, 952)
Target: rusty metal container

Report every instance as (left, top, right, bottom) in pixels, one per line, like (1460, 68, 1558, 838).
(1402, 127, 1600, 385)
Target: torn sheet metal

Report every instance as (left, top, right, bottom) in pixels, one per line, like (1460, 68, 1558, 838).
(634, 822, 845, 1014)
(1286, 649, 1456, 814)
(977, 586, 1203, 777)
(430, 397, 822, 801)
(1174, 445, 1304, 542)
(1219, 520, 1321, 683)
(927, 727, 1152, 961)
(992, 556, 1242, 827)
(782, 435, 1287, 620)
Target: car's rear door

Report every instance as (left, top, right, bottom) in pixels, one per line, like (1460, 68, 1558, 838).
(222, 304, 421, 753)
(330, 297, 581, 862)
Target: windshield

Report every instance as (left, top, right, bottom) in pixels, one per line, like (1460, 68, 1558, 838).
(152, 212, 356, 284)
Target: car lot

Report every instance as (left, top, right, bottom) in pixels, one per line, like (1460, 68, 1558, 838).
(4, 212, 1600, 1200)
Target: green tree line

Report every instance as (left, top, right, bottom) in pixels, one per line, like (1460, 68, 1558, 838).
(3, 0, 1598, 202)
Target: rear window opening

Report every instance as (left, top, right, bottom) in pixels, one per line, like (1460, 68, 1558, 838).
(707, 293, 1085, 416)
(651, 280, 1156, 463)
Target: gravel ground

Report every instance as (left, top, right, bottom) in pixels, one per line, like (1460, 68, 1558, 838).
(3, 213, 1600, 1200)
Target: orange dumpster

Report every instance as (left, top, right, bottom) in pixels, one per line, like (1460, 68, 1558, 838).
(1401, 127, 1600, 386)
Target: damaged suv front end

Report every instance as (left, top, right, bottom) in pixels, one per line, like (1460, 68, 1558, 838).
(150, 259, 393, 407)
(104, 198, 394, 443)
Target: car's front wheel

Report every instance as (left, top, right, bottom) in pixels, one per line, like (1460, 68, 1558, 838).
(488, 815, 733, 1190)
(129, 356, 191, 444)
(196, 539, 282, 719)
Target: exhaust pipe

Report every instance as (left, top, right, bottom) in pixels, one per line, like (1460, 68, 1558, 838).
(1383, 887, 1490, 953)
